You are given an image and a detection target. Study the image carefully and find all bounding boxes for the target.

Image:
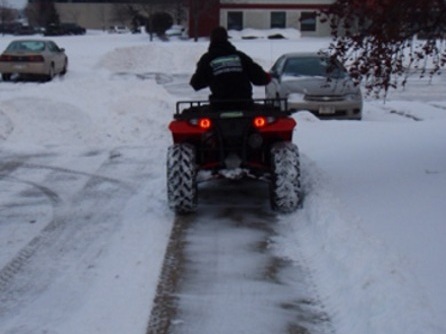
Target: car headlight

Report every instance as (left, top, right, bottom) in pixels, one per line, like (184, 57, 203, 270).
(288, 92, 306, 103)
(344, 92, 362, 101)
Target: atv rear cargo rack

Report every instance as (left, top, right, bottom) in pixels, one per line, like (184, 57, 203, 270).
(174, 98, 289, 119)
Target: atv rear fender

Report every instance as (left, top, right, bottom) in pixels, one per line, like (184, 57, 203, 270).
(169, 98, 296, 143)
(169, 117, 296, 142)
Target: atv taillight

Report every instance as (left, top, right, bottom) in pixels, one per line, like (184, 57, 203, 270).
(253, 116, 276, 128)
(199, 118, 212, 129)
(190, 118, 212, 129)
(254, 116, 266, 128)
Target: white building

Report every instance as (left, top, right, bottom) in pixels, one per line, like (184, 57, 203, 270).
(28, 0, 335, 37)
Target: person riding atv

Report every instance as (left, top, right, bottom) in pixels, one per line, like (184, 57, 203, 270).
(190, 26, 271, 110)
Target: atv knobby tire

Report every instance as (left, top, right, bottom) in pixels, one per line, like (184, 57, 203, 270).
(167, 143, 197, 214)
(270, 142, 302, 213)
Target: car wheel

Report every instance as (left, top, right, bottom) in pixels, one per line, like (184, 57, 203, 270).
(2, 73, 11, 81)
(61, 59, 68, 75)
(46, 64, 55, 81)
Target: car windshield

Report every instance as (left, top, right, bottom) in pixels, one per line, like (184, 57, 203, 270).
(6, 41, 45, 52)
(283, 56, 347, 79)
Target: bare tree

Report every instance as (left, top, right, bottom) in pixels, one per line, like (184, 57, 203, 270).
(0, 0, 16, 35)
(320, 0, 446, 97)
(172, 0, 186, 25)
(111, 0, 183, 40)
(25, 0, 60, 27)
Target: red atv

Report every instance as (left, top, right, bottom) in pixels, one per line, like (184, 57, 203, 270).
(167, 98, 301, 214)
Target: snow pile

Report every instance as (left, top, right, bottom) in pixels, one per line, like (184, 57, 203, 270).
(229, 28, 301, 40)
(278, 156, 440, 333)
(98, 42, 207, 74)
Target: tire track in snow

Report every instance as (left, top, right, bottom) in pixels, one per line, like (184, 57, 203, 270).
(0, 108, 14, 141)
(146, 215, 192, 334)
(0, 147, 151, 322)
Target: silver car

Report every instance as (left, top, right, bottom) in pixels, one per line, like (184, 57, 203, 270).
(266, 52, 362, 120)
(0, 39, 68, 82)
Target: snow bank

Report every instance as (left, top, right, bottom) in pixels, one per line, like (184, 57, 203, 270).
(229, 28, 301, 40)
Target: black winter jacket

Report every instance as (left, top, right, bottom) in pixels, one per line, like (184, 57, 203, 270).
(190, 40, 270, 103)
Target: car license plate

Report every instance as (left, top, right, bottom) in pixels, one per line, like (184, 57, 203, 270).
(319, 106, 335, 115)
(13, 64, 26, 70)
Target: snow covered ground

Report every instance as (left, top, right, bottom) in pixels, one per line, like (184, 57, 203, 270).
(0, 31, 445, 333)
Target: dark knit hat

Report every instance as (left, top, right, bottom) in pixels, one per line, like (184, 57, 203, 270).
(210, 26, 228, 43)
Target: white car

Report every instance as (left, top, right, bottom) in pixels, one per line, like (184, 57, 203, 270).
(0, 39, 68, 82)
(165, 25, 188, 39)
(108, 25, 130, 34)
(266, 52, 363, 120)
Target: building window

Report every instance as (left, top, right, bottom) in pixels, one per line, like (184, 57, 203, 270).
(271, 12, 286, 29)
(300, 12, 317, 32)
(227, 11, 243, 31)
